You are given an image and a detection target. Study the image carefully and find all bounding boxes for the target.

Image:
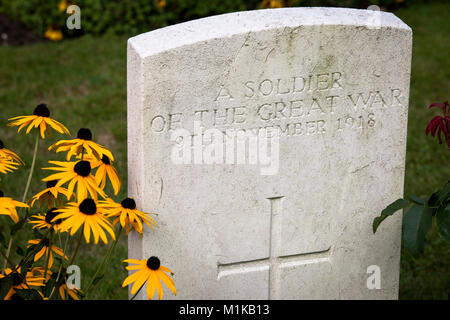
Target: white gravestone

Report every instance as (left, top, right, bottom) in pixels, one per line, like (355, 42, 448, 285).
(127, 8, 412, 299)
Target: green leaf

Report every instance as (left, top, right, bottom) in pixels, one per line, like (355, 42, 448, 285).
(42, 274, 57, 297)
(92, 274, 104, 286)
(14, 289, 43, 300)
(436, 204, 450, 243)
(373, 198, 410, 233)
(10, 217, 27, 236)
(428, 181, 450, 207)
(437, 181, 450, 204)
(16, 245, 24, 256)
(26, 242, 45, 257)
(0, 276, 13, 300)
(0, 231, 5, 246)
(402, 204, 433, 257)
(410, 193, 426, 205)
(20, 264, 29, 278)
(33, 229, 42, 239)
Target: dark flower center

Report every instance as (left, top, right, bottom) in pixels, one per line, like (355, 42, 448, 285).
(42, 238, 50, 247)
(121, 198, 136, 210)
(0, 139, 4, 149)
(74, 160, 91, 177)
(77, 128, 92, 141)
(45, 208, 62, 225)
(79, 199, 97, 215)
(101, 155, 111, 165)
(0, 190, 3, 198)
(146, 256, 160, 270)
(46, 180, 58, 188)
(11, 273, 23, 286)
(33, 104, 50, 117)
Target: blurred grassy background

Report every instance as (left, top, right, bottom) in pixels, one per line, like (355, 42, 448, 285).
(0, 1, 448, 299)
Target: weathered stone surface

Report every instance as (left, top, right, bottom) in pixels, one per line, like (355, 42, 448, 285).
(127, 7, 412, 299)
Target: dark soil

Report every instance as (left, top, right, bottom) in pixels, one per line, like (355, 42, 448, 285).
(0, 14, 47, 46)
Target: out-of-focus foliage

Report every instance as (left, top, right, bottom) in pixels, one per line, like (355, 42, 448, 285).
(0, 0, 436, 39)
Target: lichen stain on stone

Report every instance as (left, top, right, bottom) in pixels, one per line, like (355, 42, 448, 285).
(312, 54, 336, 75)
(283, 27, 299, 69)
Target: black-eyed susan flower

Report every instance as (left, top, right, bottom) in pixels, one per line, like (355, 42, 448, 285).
(91, 155, 121, 195)
(0, 139, 24, 164)
(7, 104, 70, 139)
(0, 190, 29, 223)
(49, 128, 114, 161)
(55, 199, 116, 244)
(0, 267, 46, 300)
(27, 238, 68, 268)
(58, 284, 82, 300)
(29, 208, 63, 231)
(100, 197, 157, 235)
(30, 180, 71, 208)
(0, 140, 23, 177)
(122, 256, 176, 300)
(42, 160, 106, 201)
(0, 158, 20, 175)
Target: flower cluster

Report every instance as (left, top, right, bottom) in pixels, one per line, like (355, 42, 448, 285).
(0, 104, 175, 300)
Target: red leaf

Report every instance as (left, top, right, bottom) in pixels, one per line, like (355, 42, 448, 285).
(429, 102, 443, 110)
(426, 116, 442, 137)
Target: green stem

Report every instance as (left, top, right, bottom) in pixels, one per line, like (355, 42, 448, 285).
(43, 234, 53, 281)
(48, 233, 69, 300)
(22, 131, 40, 203)
(69, 231, 83, 265)
(9, 223, 53, 276)
(0, 248, 16, 269)
(130, 284, 145, 301)
(85, 226, 123, 297)
(2, 132, 40, 274)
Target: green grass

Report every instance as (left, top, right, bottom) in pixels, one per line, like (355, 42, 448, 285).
(394, 2, 450, 300)
(0, 2, 448, 299)
(0, 34, 129, 299)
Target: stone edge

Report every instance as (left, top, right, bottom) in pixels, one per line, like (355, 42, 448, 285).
(128, 7, 411, 59)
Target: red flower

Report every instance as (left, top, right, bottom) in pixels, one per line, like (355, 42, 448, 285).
(425, 101, 450, 149)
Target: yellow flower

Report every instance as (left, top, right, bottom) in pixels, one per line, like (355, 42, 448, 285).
(0, 190, 29, 223)
(123, 257, 176, 300)
(91, 155, 121, 195)
(0, 140, 23, 177)
(42, 160, 106, 201)
(58, 0, 70, 12)
(58, 284, 82, 300)
(0, 267, 46, 300)
(55, 199, 116, 244)
(44, 27, 63, 41)
(29, 208, 64, 231)
(261, 0, 284, 8)
(0, 158, 20, 175)
(100, 197, 157, 235)
(0, 139, 24, 163)
(49, 128, 114, 161)
(30, 180, 71, 208)
(27, 238, 68, 268)
(155, 0, 166, 9)
(7, 104, 70, 139)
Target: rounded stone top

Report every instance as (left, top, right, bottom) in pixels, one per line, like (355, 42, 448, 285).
(128, 7, 411, 59)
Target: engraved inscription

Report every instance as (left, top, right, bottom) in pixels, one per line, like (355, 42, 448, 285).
(149, 70, 404, 138)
